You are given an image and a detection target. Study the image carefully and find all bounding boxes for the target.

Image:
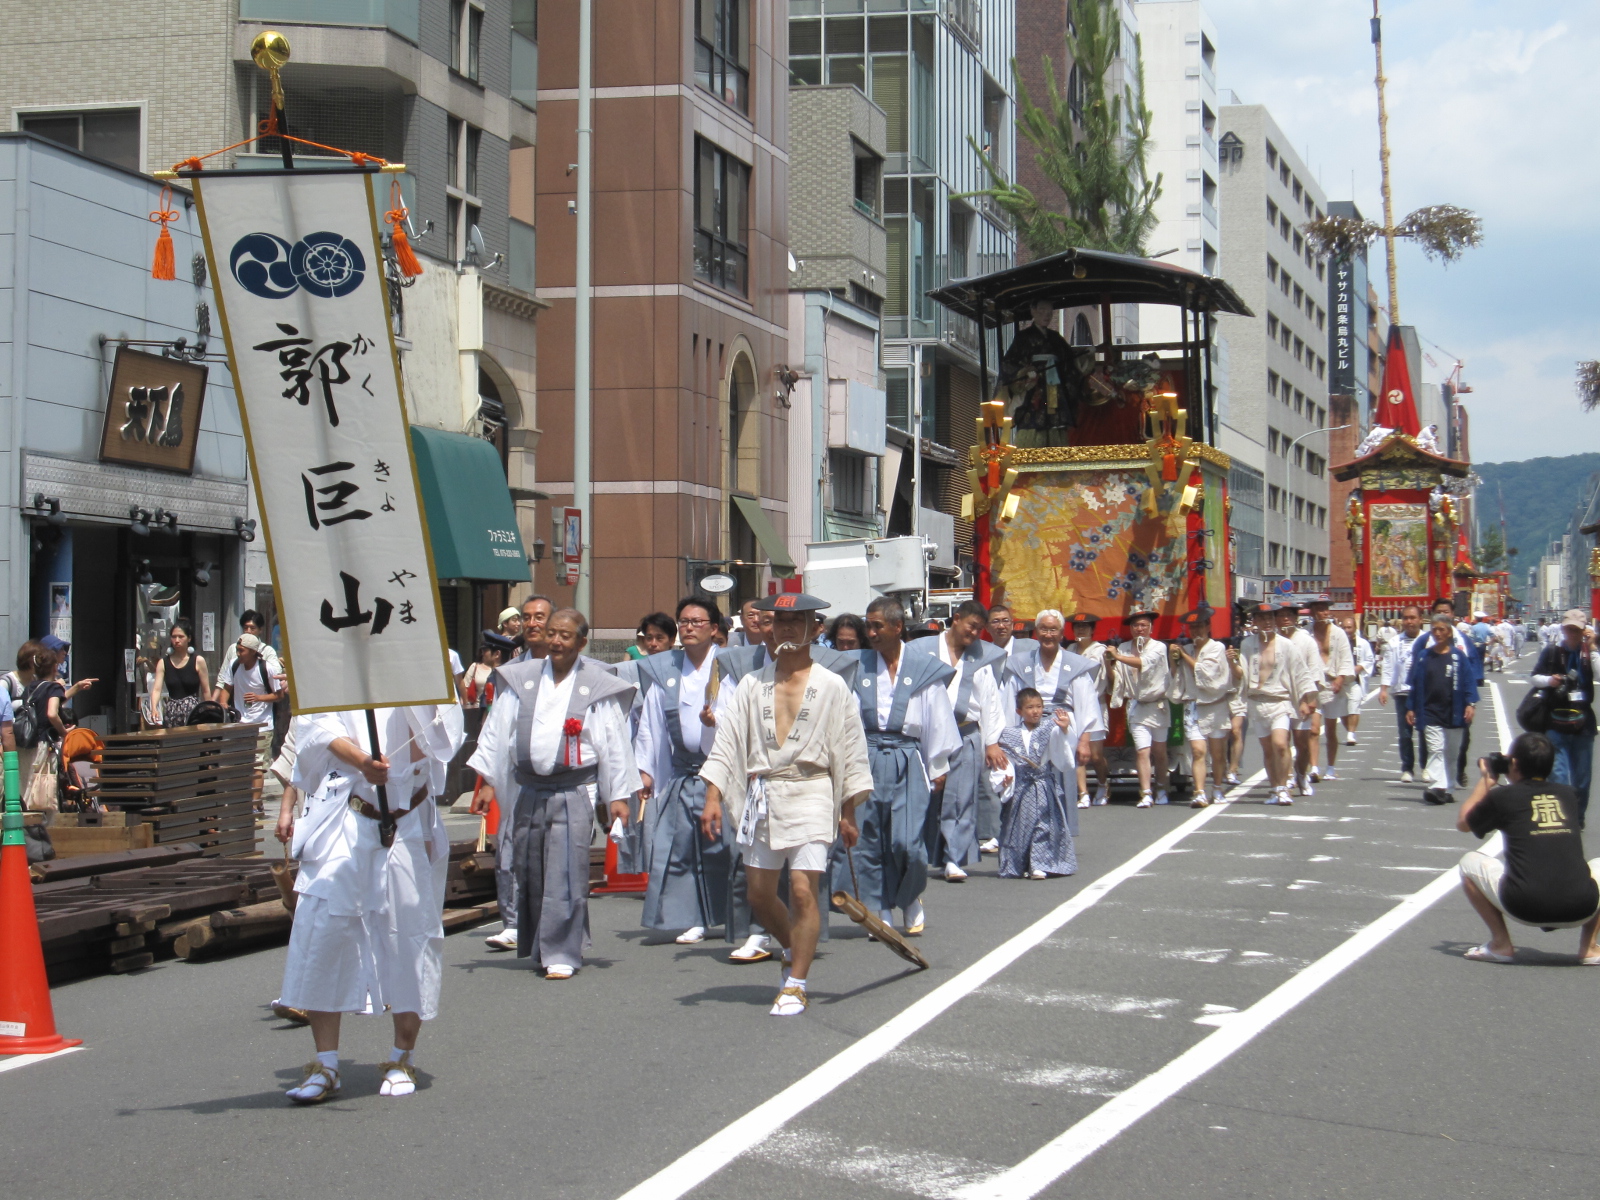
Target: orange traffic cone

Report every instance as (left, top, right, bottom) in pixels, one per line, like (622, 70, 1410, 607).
(591, 836, 647, 894)
(0, 750, 81, 1054)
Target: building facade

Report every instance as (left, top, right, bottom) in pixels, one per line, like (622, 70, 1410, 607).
(1216, 103, 1331, 581)
(1134, 0, 1220, 309)
(533, 0, 792, 636)
(0, 136, 247, 733)
(786, 84, 889, 559)
(1, 0, 544, 652)
(788, 0, 1017, 588)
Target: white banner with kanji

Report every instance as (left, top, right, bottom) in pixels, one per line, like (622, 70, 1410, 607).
(194, 169, 451, 713)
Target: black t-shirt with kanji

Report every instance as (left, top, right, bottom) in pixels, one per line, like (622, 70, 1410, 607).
(1466, 780, 1599, 924)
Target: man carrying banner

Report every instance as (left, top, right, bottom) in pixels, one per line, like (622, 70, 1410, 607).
(470, 609, 641, 979)
(700, 593, 873, 1015)
(277, 702, 464, 1103)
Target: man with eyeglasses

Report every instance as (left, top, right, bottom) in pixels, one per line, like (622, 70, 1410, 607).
(632, 598, 732, 945)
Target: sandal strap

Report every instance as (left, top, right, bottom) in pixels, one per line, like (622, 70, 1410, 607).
(296, 1061, 340, 1091)
(775, 985, 809, 1009)
(386, 1052, 417, 1082)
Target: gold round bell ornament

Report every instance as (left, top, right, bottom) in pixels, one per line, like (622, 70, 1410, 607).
(251, 30, 291, 71)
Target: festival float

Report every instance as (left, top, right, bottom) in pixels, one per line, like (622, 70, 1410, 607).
(927, 249, 1251, 641)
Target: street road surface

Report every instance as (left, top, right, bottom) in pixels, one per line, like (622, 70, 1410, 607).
(4, 650, 1596, 1199)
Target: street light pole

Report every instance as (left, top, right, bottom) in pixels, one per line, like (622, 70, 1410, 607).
(573, 0, 594, 617)
(1283, 424, 1351, 582)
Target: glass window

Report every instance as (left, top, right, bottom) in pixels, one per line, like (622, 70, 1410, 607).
(465, 125, 480, 195)
(21, 107, 141, 172)
(467, 4, 483, 81)
(693, 137, 750, 295)
(511, 0, 537, 37)
(829, 450, 868, 515)
(447, 117, 462, 188)
(451, 0, 464, 70)
(696, 0, 750, 114)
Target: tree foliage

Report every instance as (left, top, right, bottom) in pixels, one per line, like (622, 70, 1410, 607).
(1476, 525, 1517, 575)
(1302, 204, 1483, 266)
(964, 0, 1162, 258)
(1578, 360, 1600, 412)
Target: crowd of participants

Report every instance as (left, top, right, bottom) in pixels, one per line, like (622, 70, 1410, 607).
(18, 587, 1588, 1102)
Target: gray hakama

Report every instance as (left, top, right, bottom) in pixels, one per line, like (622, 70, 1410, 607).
(470, 658, 639, 970)
(832, 649, 959, 913)
(997, 723, 1077, 878)
(910, 636, 1005, 869)
(641, 752, 729, 931)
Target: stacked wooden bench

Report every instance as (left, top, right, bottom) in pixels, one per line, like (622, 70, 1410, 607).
(94, 723, 261, 856)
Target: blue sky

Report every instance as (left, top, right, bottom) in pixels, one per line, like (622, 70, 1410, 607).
(1202, 0, 1600, 463)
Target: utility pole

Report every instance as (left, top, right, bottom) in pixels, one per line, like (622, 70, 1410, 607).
(1371, 0, 1400, 324)
(573, 0, 594, 616)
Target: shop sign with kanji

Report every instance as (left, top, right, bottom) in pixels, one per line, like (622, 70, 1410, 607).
(194, 169, 451, 712)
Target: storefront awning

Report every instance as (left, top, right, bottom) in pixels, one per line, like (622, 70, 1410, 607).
(410, 426, 530, 583)
(731, 495, 797, 578)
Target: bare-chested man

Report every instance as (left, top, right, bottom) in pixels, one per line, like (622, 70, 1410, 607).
(701, 593, 872, 1015)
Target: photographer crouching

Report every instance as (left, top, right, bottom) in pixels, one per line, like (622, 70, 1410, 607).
(1455, 733, 1600, 964)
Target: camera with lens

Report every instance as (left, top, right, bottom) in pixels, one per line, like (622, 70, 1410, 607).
(1485, 752, 1511, 778)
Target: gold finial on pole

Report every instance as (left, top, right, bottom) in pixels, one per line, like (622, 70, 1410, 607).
(251, 30, 291, 113)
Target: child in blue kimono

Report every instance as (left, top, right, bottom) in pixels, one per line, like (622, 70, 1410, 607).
(996, 688, 1077, 879)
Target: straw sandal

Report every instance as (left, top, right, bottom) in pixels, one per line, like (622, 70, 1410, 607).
(770, 985, 809, 1016)
(379, 1051, 417, 1097)
(286, 1062, 340, 1104)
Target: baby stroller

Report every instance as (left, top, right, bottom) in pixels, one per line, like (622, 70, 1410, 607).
(59, 724, 104, 813)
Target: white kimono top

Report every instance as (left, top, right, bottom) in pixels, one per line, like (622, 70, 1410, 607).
(864, 649, 962, 780)
(634, 647, 724, 784)
(701, 664, 874, 850)
(1175, 639, 1233, 705)
(289, 705, 464, 916)
(468, 659, 642, 817)
(929, 634, 1006, 745)
(1114, 638, 1171, 706)
(1239, 632, 1318, 704)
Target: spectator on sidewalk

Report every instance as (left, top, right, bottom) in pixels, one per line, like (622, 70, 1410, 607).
(1407, 613, 1479, 806)
(1378, 606, 1426, 782)
(1456, 733, 1600, 964)
(1530, 609, 1600, 825)
(219, 634, 287, 813)
(149, 619, 211, 726)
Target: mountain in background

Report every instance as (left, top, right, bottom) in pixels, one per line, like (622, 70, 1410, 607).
(1473, 453, 1600, 564)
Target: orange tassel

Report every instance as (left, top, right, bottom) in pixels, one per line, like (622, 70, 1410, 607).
(1161, 453, 1177, 482)
(386, 179, 423, 277)
(149, 183, 178, 280)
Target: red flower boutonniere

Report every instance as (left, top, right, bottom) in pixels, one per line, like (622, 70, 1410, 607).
(561, 716, 585, 766)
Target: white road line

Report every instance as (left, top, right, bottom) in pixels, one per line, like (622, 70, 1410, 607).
(952, 866, 1461, 1200)
(610, 770, 1269, 1200)
(1488, 682, 1512, 751)
(0, 1046, 82, 1074)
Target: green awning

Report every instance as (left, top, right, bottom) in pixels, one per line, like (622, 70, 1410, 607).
(731, 495, 796, 578)
(410, 425, 531, 583)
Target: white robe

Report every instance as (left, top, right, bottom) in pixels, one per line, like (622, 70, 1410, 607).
(700, 664, 873, 850)
(930, 635, 1006, 745)
(280, 705, 464, 1019)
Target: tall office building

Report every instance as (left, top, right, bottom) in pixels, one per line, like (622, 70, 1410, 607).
(788, 0, 1016, 587)
(534, 1, 793, 635)
(1216, 103, 1331, 580)
(1134, 0, 1220, 321)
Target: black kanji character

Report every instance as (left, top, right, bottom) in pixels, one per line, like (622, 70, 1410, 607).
(319, 571, 395, 634)
(301, 461, 373, 531)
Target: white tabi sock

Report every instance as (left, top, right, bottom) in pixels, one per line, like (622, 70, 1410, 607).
(381, 1047, 416, 1098)
(286, 1050, 340, 1102)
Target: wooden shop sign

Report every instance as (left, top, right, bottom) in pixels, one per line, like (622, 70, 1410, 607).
(98, 347, 209, 474)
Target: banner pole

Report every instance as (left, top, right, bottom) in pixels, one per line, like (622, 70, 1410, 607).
(365, 708, 395, 846)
